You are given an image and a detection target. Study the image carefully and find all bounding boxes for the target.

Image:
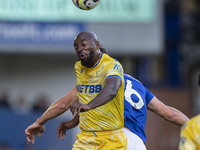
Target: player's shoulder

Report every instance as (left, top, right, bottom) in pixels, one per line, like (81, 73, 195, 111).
(74, 60, 82, 69)
(189, 114, 200, 125)
(101, 54, 123, 71)
(124, 73, 143, 85)
(102, 53, 121, 64)
(182, 114, 200, 132)
(193, 114, 200, 120)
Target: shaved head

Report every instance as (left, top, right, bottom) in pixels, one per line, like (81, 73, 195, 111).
(74, 32, 98, 42)
(73, 32, 101, 67)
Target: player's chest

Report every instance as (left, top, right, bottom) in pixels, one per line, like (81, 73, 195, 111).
(77, 68, 104, 84)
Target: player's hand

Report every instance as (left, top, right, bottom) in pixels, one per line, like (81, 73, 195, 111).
(70, 101, 84, 116)
(70, 101, 79, 116)
(57, 121, 68, 140)
(70, 101, 90, 116)
(57, 114, 80, 140)
(25, 122, 45, 144)
(57, 121, 72, 140)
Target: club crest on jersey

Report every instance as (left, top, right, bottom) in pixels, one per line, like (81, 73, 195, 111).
(77, 84, 102, 93)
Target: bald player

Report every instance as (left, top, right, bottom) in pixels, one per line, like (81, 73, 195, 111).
(25, 32, 127, 150)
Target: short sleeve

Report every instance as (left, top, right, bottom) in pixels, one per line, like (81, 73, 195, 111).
(104, 61, 123, 80)
(145, 87, 154, 105)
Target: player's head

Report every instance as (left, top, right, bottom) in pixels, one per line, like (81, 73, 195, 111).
(74, 32, 100, 67)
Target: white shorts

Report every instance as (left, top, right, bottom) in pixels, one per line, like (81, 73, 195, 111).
(123, 127, 147, 150)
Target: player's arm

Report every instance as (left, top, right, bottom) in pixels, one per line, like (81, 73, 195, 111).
(36, 87, 78, 125)
(71, 77, 122, 114)
(57, 114, 79, 140)
(87, 77, 122, 109)
(147, 96, 189, 126)
(25, 87, 78, 144)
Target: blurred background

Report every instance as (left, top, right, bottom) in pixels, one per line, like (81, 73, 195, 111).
(0, 0, 200, 150)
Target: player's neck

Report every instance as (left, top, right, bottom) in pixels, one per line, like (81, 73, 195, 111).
(92, 52, 101, 67)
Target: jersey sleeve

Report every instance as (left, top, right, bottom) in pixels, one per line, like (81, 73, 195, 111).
(104, 61, 124, 80)
(145, 87, 154, 105)
(179, 124, 197, 150)
(74, 62, 79, 75)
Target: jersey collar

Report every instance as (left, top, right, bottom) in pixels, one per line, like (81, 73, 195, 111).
(93, 52, 103, 68)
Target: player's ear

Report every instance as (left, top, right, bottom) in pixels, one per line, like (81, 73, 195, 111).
(95, 41, 100, 49)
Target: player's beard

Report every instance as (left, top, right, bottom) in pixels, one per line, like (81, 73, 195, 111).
(81, 51, 95, 67)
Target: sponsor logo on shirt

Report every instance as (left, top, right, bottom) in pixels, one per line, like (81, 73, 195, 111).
(77, 84, 102, 93)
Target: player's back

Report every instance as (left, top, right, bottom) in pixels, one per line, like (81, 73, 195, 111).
(123, 73, 154, 143)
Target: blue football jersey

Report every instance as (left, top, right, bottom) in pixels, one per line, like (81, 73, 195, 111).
(124, 73, 154, 143)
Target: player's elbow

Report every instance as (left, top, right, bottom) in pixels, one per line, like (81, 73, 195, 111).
(108, 89, 118, 99)
(110, 93, 116, 100)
